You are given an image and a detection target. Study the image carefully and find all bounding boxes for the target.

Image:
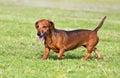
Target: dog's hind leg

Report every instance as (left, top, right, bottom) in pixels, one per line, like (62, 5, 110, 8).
(83, 41, 97, 60)
(83, 46, 93, 60)
(93, 48, 103, 59)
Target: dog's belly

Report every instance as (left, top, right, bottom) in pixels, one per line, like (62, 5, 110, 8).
(52, 48, 59, 53)
(47, 40, 84, 52)
(47, 44, 59, 53)
(65, 43, 82, 51)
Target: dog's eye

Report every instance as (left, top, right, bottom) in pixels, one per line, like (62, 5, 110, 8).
(36, 25, 39, 28)
(43, 26, 47, 28)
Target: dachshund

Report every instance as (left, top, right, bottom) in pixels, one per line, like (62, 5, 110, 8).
(35, 16, 106, 60)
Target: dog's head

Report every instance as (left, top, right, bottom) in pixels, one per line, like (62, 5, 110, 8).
(35, 19, 54, 41)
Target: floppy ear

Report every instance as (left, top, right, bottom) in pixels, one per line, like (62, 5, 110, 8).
(48, 20, 55, 30)
(35, 21, 39, 28)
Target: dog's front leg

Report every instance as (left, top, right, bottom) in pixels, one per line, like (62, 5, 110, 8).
(42, 47, 50, 60)
(58, 49, 65, 59)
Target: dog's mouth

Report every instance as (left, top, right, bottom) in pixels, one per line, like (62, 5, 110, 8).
(37, 32, 46, 42)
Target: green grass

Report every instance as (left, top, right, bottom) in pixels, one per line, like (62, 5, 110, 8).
(0, 0, 120, 78)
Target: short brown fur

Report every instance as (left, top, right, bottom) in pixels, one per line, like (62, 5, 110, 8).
(35, 16, 106, 60)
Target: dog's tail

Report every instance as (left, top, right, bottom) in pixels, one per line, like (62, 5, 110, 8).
(93, 16, 106, 32)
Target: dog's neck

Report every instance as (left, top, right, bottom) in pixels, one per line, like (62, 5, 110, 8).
(45, 29, 57, 44)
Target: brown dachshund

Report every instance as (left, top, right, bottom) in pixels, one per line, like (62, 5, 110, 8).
(35, 16, 106, 60)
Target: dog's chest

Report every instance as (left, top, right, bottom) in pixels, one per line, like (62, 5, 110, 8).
(47, 42, 59, 52)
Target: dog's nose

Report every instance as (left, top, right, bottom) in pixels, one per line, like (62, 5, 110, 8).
(37, 32, 41, 36)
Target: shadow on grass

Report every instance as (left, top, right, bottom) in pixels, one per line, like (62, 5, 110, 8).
(48, 54, 84, 60)
(33, 54, 102, 61)
(48, 54, 101, 60)
(49, 56, 100, 60)
(38, 51, 101, 60)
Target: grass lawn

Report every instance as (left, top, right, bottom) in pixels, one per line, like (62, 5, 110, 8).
(0, 0, 120, 78)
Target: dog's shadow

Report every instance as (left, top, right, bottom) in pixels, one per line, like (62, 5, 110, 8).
(39, 50, 99, 60)
(48, 54, 84, 60)
(38, 50, 100, 60)
(48, 55, 99, 60)
(39, 54, 82, 60)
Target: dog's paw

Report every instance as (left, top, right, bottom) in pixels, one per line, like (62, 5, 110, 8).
(41, 58, 47, 60)
(58, 55, 65, 59)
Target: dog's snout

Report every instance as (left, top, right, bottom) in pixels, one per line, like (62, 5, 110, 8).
(37, 32, 41, 36)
